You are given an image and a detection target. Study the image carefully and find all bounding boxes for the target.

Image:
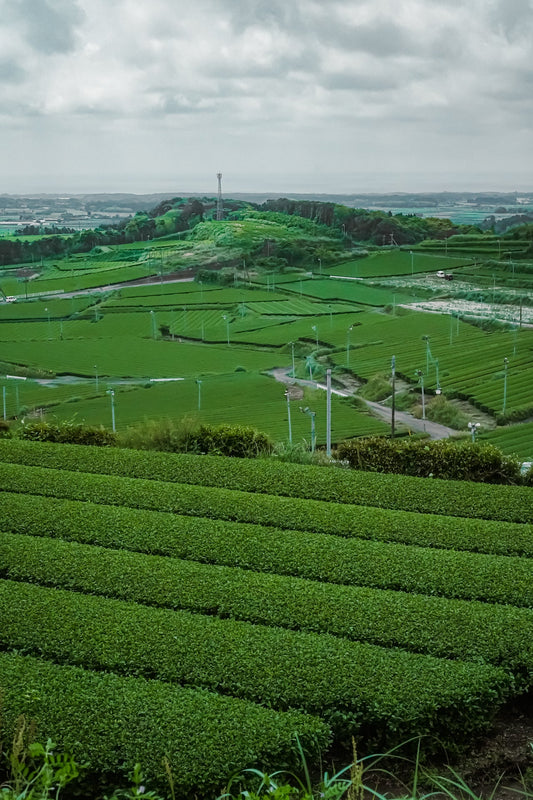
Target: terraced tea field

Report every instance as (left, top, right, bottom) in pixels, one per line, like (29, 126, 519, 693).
(0, 439, 531, 795)
(2, 220, 533, 448)
(481, 421, 533, 459)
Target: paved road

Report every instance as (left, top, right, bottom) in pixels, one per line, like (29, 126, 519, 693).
(269, 367, 458, 440)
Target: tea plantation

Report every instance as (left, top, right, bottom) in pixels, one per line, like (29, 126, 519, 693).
(0, 439, 531, 796)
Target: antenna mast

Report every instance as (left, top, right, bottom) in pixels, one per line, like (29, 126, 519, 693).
(216, 172, 223, 221)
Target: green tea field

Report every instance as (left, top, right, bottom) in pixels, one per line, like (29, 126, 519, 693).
(0, 439, 531, 794)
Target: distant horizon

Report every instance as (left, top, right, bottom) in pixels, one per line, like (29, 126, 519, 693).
(2, 186, 533, 199)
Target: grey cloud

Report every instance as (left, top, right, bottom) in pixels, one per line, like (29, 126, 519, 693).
(15, 0, 85, 54)
(321, 71, 400, 91)
(201, 49, 316, 80)
(156, 92, 212, 115)
(490, 0, 533, 39)
(210, 0, 305, 35)
(0, 61, 26, 83)
(316, 17, 415, 57)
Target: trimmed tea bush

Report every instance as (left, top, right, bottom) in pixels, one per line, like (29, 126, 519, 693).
(0, 651, 328, 795)
(0, 579, 511, 748)
(1, 463, 532, 559)
(1, 499, 533, 603)
(2, 532, 532, 675)
(1, 439, 531, 523)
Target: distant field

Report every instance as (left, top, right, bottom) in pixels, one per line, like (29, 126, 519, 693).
(44, 372, 388, 442)
(329, 251, 470, 278)
(0, 233, 75, 242)
(480, 423, 533, 460)
(329, 309, 533, 418)
(0, 337, 280, 379)
(365, 205, 533, 225)
(0, 264, 156, 297)
(0, 296, 92, 321)
(282, 278, 413, 306)
(2, 227, 533, 443)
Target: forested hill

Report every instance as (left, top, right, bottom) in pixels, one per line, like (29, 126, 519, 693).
(2, 195, 532, 268)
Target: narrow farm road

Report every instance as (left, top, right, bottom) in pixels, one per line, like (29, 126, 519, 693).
(268, 367, 459, 440)
(360, 399, 458, 440)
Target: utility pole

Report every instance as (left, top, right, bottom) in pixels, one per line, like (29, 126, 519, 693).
(326, 368, 332, 458)
(503, 357, 509, 415)
(391, 355, 396, 438)
(450, 311, 454, 346)
(108, 389, 116, 433)
(289, 341, 295, 378)
(415, 370, 425, 420)
(346, 325, 353, 367)
(197, 379, 202, 411)
(285, 389, 292, 444)
(422, 335, 431, 375)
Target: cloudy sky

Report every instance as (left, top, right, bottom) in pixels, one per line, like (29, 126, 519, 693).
(1, 0, 532, 194)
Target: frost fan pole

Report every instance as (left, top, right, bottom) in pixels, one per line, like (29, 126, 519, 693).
(391, 355, 396, 439)
(326, 368, 332, 458)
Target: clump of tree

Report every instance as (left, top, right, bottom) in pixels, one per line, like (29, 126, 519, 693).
(260, 198, 476, 245)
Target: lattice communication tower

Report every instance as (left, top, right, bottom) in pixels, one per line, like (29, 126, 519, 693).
(216, 172, 223, 221)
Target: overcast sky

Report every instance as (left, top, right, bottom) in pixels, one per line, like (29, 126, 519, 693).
(1, 0, 532, 195)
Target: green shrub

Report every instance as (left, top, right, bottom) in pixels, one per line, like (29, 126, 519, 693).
(0, 580, 511, 749)
(118, 420, 272, 458)
(358, 373, 391, 402)
(0, 651, 328, 796)
(337, 437, 522, 484)
(17, 421, 116, 447)
(192, 423, 273, 458)
(2, 531, 533, 676)
(411, 395, 470, 430)
(118, 416, 201, 453)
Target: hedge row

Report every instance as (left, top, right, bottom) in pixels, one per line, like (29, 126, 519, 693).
(0, 651, 329, 795)
(337, 438, 523, 483)
(0, 579, 510, 748)
(1, 439, 532, 523)
(2, 532, 533, 676)
(1, 500, 532, 606)
(1, 462, 532, 559)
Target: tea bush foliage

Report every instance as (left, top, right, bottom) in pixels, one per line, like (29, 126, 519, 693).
(1, 439, 532, 523)
(0, 651, 328, 796)
(0, 580, 511, 748)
